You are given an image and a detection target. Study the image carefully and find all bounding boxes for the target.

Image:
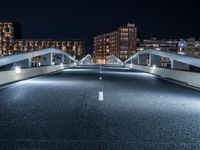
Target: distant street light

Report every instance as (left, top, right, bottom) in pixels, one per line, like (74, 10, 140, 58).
(15, 66, 22, 74)
(152, 65, 156, 70)
(60, 63, 64, 69)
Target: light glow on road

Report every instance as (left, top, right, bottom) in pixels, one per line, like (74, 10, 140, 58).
(18, 78, 91, 86)
(103, 71, 155, 77)
(152, 65, 156, 70)
(63, 69, 95, 72)
(19, 80, 62, 85)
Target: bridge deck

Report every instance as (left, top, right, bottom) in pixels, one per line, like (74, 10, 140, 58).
(0, 65, 200, 149)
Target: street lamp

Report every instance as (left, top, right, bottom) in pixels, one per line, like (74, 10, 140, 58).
(152, 65, 156, 70)
(15, 66, 21, 74)
(60, 63, 64, 69)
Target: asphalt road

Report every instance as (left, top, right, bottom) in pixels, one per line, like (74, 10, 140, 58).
(1, 65, 200, 150)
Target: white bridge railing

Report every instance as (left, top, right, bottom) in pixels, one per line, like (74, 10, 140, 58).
(124, 49, 200, 70)
(124, 49, 200, 88)
(0, 48, 75, 68)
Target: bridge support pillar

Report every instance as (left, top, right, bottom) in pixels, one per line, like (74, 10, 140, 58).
(62, 55, 65, 63)
(14, 58, 31, 68)
(129, 58, 138, 65)
(138, 54, 149, 66)
(171, 60, 189, 70)
(149, 54, 161, 67)
(41, 53, 52, 66)
(64, 55, 73, 64)
(54, 54, 63, 65)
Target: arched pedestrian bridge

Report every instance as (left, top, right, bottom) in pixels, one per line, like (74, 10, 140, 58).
(1, 49, 200, 149)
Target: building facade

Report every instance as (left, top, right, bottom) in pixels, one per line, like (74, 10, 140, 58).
(13, 39, 84, 60)
(180, 38, 200, 57)
(94, 23, 137, 64)
(138, 38, 179, 53)
(138, 37, 200, 58)
(0, 22, 22, 56)
(0, 21, 85, 60)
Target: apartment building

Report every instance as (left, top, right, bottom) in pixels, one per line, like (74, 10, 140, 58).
(94, 23, 137, 64)
(0, 21, 85, 60)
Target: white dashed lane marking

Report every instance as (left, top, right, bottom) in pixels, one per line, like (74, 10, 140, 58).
(98, 91, 104, 101)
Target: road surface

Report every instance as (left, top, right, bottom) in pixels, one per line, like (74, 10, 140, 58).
(0, 65, 200, 149)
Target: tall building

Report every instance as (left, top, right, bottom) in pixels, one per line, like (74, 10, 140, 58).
(0, 21, 21, 56)
(0, 21, 85, 60)
(94, 23, 137, 64)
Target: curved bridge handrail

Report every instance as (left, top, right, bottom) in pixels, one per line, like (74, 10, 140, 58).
(79, 54, 94, 63)
(124, 49, 200, 68)
(0, 48, 75, 67)
(106, 54, 123, 64)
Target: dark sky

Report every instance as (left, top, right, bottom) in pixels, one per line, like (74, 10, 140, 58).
(0, 0, 200, 53)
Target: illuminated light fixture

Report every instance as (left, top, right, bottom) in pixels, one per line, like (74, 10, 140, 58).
(52, 62, 55, 65)
(130, 63, 133, 68)
(15, 66, 21, 74)
(152, 65, 156, 70)
(60, 63, 65, 69)
(38, 62, 41, 67)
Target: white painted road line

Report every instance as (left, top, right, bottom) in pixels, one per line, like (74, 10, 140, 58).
(99, 77, 103, 80)
(98, 91, 104, 101)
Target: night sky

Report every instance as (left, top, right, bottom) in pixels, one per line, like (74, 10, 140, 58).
(0, 0, 199, 54)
